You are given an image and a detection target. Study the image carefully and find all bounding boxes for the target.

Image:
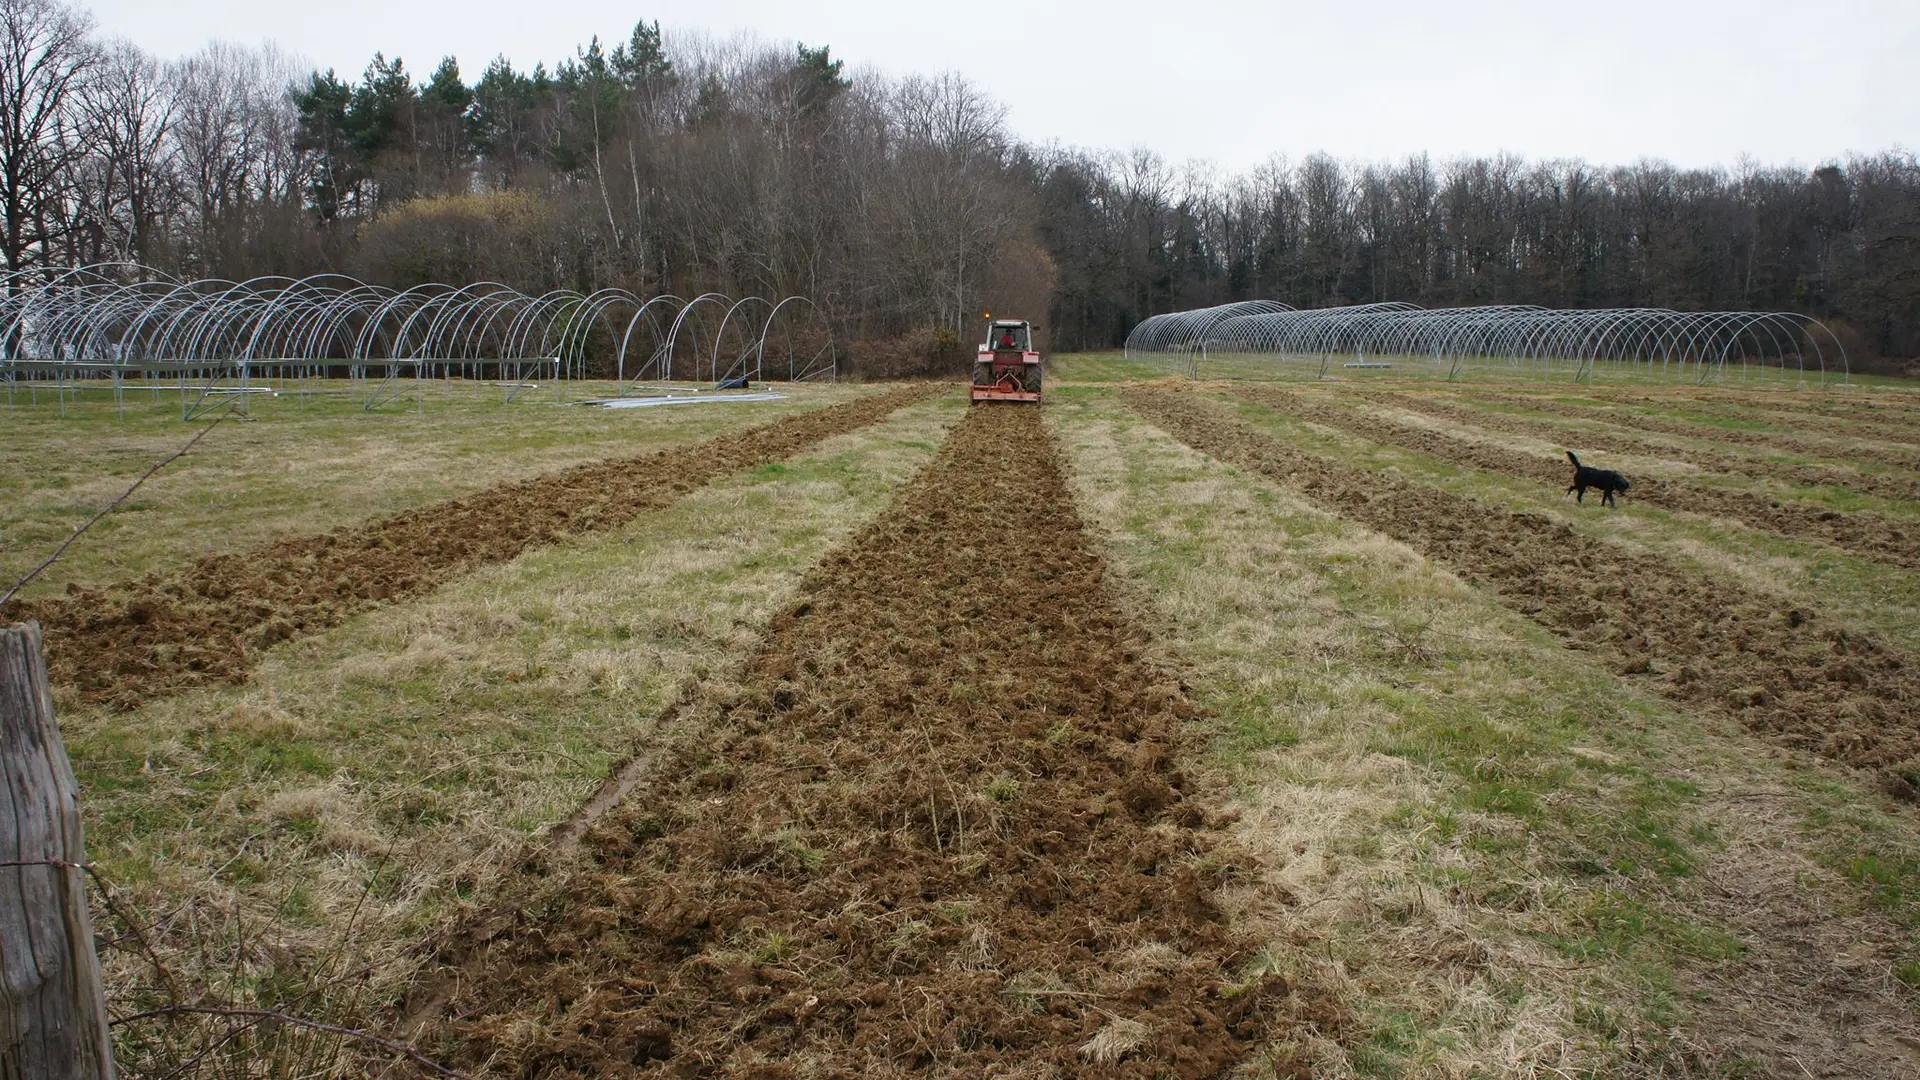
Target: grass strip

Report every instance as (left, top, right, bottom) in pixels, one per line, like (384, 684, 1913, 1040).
(1124, 386, 1920, 798)
(1362, 391, 1920, 503)
(1590, 390, 1920, 448)
(7, 385, 941, 711)
(1484, 393, 1920, 472)
(1056, 386, 1920, 1077)
(1242, 386, 1920, 569)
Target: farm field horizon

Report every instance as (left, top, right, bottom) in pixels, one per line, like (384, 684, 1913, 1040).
(5, 362, 1920, 1077)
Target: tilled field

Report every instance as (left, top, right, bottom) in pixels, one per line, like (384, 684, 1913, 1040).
(1591, 390, 1920, 448)
(5, 386, 940, 711)
(1362, 391, 1920, 503)
(1237, 387, 1920, 568)
(1485, 393, 1920, 471)
(1653, 389, 1920, 419)
(416, 406, 1339, 1077)
(1125, 387, 1920, 794)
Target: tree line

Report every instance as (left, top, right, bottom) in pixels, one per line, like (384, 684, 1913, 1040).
(3, 0, 1916, 369)
(1043, 149, 1920, 367)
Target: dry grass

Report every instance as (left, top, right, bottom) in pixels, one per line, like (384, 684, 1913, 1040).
(1221, 388, 1920, 655)
(1, 379, 873, 601)
(23, 368, 1920, 1075)
(1050, 384, 1920, 1078)
(65, 390, 961, 1074)
(1373, 392, 1920, 508)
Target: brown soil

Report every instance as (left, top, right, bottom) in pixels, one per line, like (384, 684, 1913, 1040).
(1484, 393, 1920, 472)
(4, 386, 942, 712)
(1238, 387, 1920, 569)
(1362, 392, 1920, 504)
(1125, 387, 1920, 796)
(412, 406, 1342, 1078)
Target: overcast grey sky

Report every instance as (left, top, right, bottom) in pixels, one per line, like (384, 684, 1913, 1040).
(89, 0, 1918, 170)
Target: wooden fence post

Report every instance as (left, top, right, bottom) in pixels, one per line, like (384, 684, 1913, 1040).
(0, 622, 114, 1079)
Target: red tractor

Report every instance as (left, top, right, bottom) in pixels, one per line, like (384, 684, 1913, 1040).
(970, 317, 1042, 404)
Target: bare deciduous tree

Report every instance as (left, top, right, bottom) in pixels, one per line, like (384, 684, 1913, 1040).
(76, 38, 173, 266)
(166, 40, 303, 275)
(6, 8, 1919, 368)
(0, 0, 93, 277)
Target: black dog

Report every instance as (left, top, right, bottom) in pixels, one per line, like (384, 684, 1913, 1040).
(1566, 451, 1630, 507)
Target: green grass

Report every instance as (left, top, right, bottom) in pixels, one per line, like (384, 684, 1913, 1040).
(1053, 383, 1920, 1077)
(15, 366, 1919, 1076)
(1219, 391, 1920, 653)
(1436, 393, 1920, 491)
(63, 390, 964, 1063)
(1, 378, 874, 600)
(1047, 350, 1180, 382)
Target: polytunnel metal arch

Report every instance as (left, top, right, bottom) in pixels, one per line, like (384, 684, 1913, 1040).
(1123, 300, 1294, 359)
(1127, 300, 1848, 384)
(0, 265, 839, 394)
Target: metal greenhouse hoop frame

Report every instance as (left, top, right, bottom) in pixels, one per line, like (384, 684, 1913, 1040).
(1126, 300, 1849, 385)
(0, 264, 840, 418)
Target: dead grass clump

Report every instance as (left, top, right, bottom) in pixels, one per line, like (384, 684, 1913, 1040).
(1079, 1017, 1151, 1064)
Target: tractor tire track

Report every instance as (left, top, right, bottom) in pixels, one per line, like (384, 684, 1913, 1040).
(416, 405, 1341, 1078)
(5, 386, 943, 712)
(1484, 393, 1920, 472)
(1125, 387, 1920, 797)
(1239, 388, 1920, 569)
(1359, 391, 1920, 504)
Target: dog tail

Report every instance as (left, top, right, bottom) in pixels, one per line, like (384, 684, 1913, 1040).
(1566, 450, 1581, 468)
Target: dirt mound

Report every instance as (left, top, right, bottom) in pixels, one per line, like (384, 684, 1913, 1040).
(1485, 393, 1920, 472)
(1363, 392, 1920, 504)
(415, 406, 1342, 1077)
(1126, 387, 1920, 796)
(1239, 387, 1920, 569)
(5, 386, 941, 711)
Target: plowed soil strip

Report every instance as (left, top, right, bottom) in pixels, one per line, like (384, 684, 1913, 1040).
(5, 386, 941, 711)
(1239, 388, 1920, 569)
(1486, 393, 1920, 471)
(1362, 391, 1920, 504)
(421, 406, 1337, 1077)
(1124, 388, 1920, 795)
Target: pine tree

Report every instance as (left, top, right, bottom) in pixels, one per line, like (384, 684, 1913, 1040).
(611, 19, 673, 90)
(790, 43, 851, 117)
(291, 69, 356, 220)
(420, 56, 473, 192)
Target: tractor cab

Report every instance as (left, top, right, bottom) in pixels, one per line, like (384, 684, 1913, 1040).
(971, 317, 1042, 404)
